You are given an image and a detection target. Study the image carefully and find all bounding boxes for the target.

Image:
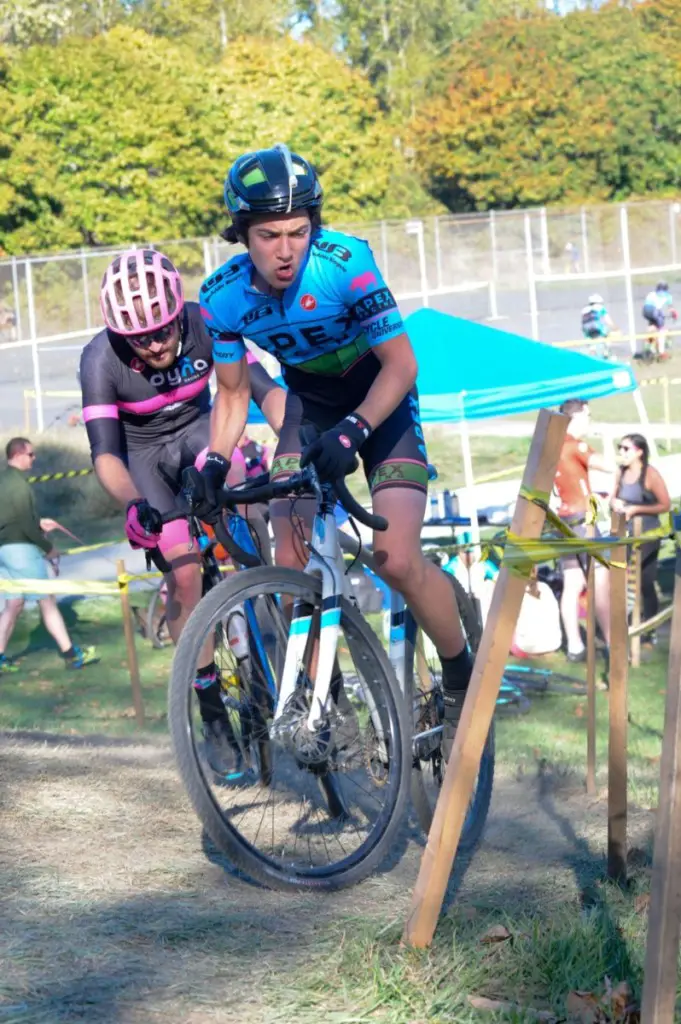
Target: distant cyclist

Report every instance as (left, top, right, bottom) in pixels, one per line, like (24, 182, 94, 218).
(190, 143, 475, 758)
(580, 293, 617, 360)
(79, 248, 285, 774)
(642, 281, 677, 360)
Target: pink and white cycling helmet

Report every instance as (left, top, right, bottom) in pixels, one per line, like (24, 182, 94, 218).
(100, 248, 184, 335)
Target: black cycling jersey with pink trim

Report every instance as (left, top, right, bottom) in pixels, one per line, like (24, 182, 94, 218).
(79, 301, 275, 461)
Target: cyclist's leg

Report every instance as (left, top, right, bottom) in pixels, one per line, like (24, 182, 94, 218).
(269, 391, 326, 570)
(362, 392, 471, 750)
(658, 324, 668, 357)
(128, 432, 213, 667)
(140, 420, 244, 772)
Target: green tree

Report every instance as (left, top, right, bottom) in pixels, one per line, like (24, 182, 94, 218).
(410, 2, 681, 210)
(0, 0, 131, 45)
(299, 0, 541, 115)
(0, 29, 412, 254)
(0, 0, 72, 45)
(129, 0, 292, 56)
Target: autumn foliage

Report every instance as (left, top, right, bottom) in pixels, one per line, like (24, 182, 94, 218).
(410, 0, 681, 210)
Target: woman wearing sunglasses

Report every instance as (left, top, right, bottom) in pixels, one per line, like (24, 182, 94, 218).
(79, 249, 284, 776)
(611, 433, 670, 643)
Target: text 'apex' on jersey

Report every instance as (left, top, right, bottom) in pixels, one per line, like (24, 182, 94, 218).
(199, 228, 405, 403)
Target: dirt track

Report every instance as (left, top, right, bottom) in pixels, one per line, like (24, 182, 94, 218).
(1, 732, 655, 1023)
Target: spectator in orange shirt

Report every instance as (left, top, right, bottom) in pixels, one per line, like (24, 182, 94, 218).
(554, 399, 611, 663)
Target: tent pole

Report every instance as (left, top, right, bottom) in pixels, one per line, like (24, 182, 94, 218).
(632, 387, 659, 461)
(459, 397, 481, 546)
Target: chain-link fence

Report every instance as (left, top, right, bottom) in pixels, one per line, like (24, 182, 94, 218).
(1, 197, 679, 432)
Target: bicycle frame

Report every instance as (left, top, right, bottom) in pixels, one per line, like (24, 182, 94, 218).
(275, 502, 351, 731)
(269, 499, 417, 735)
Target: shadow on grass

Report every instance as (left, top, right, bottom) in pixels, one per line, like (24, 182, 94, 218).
(534, 760, 643, 991)
(1, 888, 318, 1023)
(0, 728, 168, 750)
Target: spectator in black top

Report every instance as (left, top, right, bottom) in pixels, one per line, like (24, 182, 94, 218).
(610, 433, 670, 643)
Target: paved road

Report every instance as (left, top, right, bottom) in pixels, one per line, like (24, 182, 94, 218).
(6, 272, 676, 433)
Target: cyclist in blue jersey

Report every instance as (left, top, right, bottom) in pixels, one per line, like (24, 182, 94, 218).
(642, 281, 677, 359)
(190, 143, 474, 754)
(580, 294, 616, 360)
(80, 248, 285, 775)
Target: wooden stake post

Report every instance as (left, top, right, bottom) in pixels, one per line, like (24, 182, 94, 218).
(117, 558, 146, 728)
(404, 410, 568, 948)
(641, 527, 681, 1023)
(585, 524, 597, 796)
(630, 516, 642, 669)
(608, 513, 628, 884)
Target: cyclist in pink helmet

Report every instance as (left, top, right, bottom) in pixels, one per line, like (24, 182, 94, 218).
(80, 248, 285, 776)
(100, 248, 184, 337)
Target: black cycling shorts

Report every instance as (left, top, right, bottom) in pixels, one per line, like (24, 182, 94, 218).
(270, 389, 429, 495)
(127, 415, 209, 516)
(643, 305, 665, 329)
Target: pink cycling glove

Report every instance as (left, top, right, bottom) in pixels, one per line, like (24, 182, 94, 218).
(125, 499, 163, 550)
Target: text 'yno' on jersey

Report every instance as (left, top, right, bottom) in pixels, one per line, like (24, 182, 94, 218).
(79, 301, 277, 460)
(199, 228, 405, 407)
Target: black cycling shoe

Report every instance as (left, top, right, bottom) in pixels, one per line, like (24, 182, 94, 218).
(441, 688, 468, 762)
(201, 716, 244, 780)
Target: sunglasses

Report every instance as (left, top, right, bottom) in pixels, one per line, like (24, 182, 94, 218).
(128, 320, 177, 349)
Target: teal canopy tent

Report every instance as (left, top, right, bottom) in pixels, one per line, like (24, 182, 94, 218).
(404, 308, 637, 422)
(246, 310, 646, 538)
(403, 308, 643, 541)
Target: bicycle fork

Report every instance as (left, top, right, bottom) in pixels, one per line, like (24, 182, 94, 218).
(274, 510, 344, 733)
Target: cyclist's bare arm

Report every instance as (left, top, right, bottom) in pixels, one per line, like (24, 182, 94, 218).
(210, 356, 251, 460)
(354, 333, 417, 429)
(260, 386, 286, 436)
(94, 453, 142, 506)
(248, 356, 286, 435)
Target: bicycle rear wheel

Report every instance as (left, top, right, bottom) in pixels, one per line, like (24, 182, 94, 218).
(169, 566, 411, 892)
(147, 581, 170, 649)
(409, 573, 495, 853)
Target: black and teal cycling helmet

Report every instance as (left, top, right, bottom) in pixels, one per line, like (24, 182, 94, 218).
(224, 143, 323, 217)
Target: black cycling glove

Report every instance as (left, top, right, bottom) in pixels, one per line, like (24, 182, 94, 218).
(299, 413, 372, 483)
(182, 451, 230, 520)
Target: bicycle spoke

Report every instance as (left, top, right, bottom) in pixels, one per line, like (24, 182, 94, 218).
(170, 566, 408, 889)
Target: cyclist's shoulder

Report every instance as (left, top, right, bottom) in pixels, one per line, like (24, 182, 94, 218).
(199, 253, 250, 307)
(80, 327, 115, 371)
(309, 227, 373, 269)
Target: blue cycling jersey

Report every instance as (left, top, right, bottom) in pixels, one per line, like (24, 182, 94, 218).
(199, 228, 405, 405)
(581, 303, 609, 338)
(644, 289, 673, 312)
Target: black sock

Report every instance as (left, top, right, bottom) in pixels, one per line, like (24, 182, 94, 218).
(194, 663, 224, 723)
(440, 647, 473, 693)
(61, 646, 76, 660)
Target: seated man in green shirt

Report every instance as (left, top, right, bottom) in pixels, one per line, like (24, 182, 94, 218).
(0, 437, 95, 672)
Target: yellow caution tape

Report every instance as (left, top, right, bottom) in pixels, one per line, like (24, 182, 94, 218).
(61, 540, 125, 556)
(639, 376, 681, 388)
(28, 468, 93, 485)
(554, 328, 681, 350)
(429, 487, 672, 569)
(0, 578, 120, 596)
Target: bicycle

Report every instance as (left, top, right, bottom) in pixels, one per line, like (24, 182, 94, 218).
(160, 453, 495, 892)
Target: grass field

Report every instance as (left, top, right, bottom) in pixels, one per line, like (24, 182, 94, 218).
(1, 380, 678, 1021)
(0, 592, 671, 1021)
